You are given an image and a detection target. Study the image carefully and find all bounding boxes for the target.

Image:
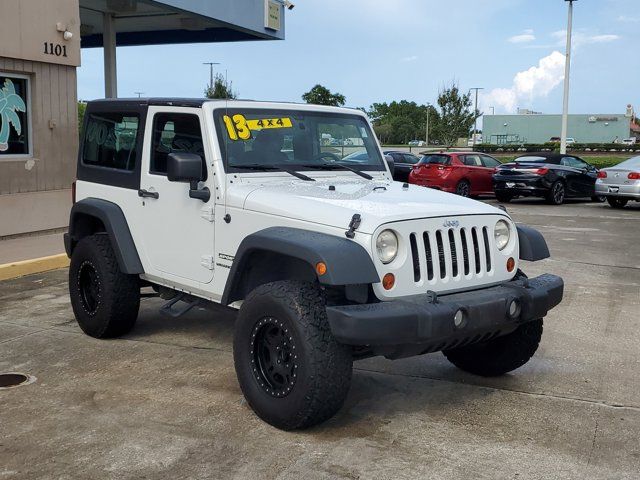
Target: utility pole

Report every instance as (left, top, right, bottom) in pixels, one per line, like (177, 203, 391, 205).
(203, 62, 220, 90)
(425, 102, 431, 146)
(469, 87, 484, 147)
(489, 106, 495, 115)
(560, 0, 576, 154)
(134, 91, 144, 98)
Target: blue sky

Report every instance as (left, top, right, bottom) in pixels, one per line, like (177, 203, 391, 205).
(78, 0, 638, 116)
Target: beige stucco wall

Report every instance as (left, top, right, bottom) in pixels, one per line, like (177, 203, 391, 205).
(0, 0, 80, 235)
(0, 0, 81, 67)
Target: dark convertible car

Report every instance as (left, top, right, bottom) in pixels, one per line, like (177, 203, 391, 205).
(493, 153, 604, 205)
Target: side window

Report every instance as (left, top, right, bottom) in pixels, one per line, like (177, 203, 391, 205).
(403, 154, 420, 164)
(561, 157, 586, 168)
(82, 112, 139, 170)
(150, 113, 206, 179)
(463, 154, 482, 166)
(481, 155, 501, 167)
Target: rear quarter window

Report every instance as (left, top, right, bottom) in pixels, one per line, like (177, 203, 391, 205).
(82, 112, 140, 171)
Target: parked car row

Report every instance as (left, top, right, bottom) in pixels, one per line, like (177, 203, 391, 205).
(390, 151, 639, 208)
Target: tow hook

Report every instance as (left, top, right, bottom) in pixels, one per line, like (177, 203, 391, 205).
(345, 214, 362, 239)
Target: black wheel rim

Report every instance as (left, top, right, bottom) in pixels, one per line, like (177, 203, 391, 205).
(251, 317, 298, 398)
(78, 261, 100, 315)
(457, 182, 470, 197)
(553, 183, 564, 203)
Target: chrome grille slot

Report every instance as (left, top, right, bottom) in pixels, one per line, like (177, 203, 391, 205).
(435, 230, 446, 279)
(482, 226, 492, 272)
(448, 229, 458, 277)
(409, 233, 420, 282)
(422, 232, 434, 280)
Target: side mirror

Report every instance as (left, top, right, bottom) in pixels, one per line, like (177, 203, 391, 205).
(167, 152, 203, 183)
(167, 152, 210, 202)
(384, 155, 395, 176)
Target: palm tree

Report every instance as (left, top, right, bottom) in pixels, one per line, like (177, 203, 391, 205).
(0, 79, 26, 152)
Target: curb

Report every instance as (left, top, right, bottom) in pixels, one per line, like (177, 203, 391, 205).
(0, 254, 69, 281)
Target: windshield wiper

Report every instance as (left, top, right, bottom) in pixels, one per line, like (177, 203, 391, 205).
(232, 164, 315, 181)
(296, 163, 373, 180)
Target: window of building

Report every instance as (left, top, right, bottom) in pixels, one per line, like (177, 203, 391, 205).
(0, 74, 31, 157)
(82, 112, 139, 170)
(150, 113, 206, 178)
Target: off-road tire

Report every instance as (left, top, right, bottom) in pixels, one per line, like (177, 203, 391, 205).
(69, 234, 140, 338)
(545, 181, 565, 205)
(455, 180, 471, 197)
(607, 197, 628, 209)
(495, 192, 513, 203)
(233, 281, 352, 430)
(443, 319, 543, 376)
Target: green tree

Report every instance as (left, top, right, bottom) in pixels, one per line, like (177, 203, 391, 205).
(366, 100, 437, 145)
(77, 101, 87, 137)
(204, 73, 237, 99)
(302, 84, 346, 107)
(431, 82, 479, 147)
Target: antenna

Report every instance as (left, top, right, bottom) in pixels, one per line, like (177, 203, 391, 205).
(203, 62, 220, 90)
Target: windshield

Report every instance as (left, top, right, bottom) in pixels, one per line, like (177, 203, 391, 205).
(214, 108, 385, 172)
(615, 156, 640, 169)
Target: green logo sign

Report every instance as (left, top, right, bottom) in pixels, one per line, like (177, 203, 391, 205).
(0, 79, 26, 152)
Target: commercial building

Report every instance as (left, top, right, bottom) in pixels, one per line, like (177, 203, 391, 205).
(483, 109, 635, 145)
(0, 0, 286, 237)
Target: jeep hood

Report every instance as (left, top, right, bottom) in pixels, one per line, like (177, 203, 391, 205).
(235, 178, 505, 234)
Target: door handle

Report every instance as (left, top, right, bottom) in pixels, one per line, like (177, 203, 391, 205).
(138, 189, 159, 199)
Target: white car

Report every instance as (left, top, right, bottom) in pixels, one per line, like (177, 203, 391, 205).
(65, 99, 563, 430)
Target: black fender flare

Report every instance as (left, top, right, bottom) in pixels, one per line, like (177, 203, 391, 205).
(516, 224, 550, 261)
(221, 227, 380, 305)
(65, 198, 144, 274)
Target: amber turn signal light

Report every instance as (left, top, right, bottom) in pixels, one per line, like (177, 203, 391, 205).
(506, 257, 515, 272)
(315, 262, 327, 276)
(382, 273, 395, 290)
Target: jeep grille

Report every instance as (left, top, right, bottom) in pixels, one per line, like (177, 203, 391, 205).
(409, 226, 493, 283)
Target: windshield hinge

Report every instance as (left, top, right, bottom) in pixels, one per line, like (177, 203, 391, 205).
(200, 255, 215, 270)
(200, 206, 215, 222)
(345, 214, 362, 239)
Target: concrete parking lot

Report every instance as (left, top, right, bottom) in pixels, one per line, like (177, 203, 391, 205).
(1, 199, 639, 479)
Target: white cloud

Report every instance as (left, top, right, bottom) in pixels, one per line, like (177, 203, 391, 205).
(400, 55, 418, 62)
(481, 51, 565, 113)
(551, 30, 620, 48)
(509, 33, 536, 44)
(617, 15, 640, 23)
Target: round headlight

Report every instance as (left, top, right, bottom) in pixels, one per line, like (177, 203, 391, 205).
(376, 230, 398, 264)
(495, 220, 511, 251)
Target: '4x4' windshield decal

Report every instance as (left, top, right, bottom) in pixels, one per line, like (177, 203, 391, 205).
(0, 79, 26, 151)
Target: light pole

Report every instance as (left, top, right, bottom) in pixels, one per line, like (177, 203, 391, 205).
(560, 0, 576, 154)
(425, 102, 431, 146)
(469, 87, 484, 147)
(134, 91, 144, 98)
(203, 62, 220, 90)
(489, 106, 495, 115)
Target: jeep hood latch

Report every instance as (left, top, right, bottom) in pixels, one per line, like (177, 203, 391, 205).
(345, 214, 362, 239)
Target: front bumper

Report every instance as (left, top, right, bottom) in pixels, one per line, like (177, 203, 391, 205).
(326, 274, 563, 351)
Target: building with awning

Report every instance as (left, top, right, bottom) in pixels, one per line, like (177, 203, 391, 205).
(0, 0, 287, 237)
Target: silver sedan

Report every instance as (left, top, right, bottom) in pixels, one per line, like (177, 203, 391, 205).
(595, 155, 640, 208)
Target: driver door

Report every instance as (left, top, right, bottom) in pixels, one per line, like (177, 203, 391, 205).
(136, 107, 216, 285)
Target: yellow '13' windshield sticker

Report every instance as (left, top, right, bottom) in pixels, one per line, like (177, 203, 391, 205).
(223, 114, 292, 140)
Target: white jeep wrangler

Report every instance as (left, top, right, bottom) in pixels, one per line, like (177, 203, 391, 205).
(65, 99, 563, 430)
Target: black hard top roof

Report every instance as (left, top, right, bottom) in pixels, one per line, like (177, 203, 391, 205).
(87, 98, 214, 108)
(515, 152, 580, 161)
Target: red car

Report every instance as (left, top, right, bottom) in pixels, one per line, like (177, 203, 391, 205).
(408, 152, 502, 197)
